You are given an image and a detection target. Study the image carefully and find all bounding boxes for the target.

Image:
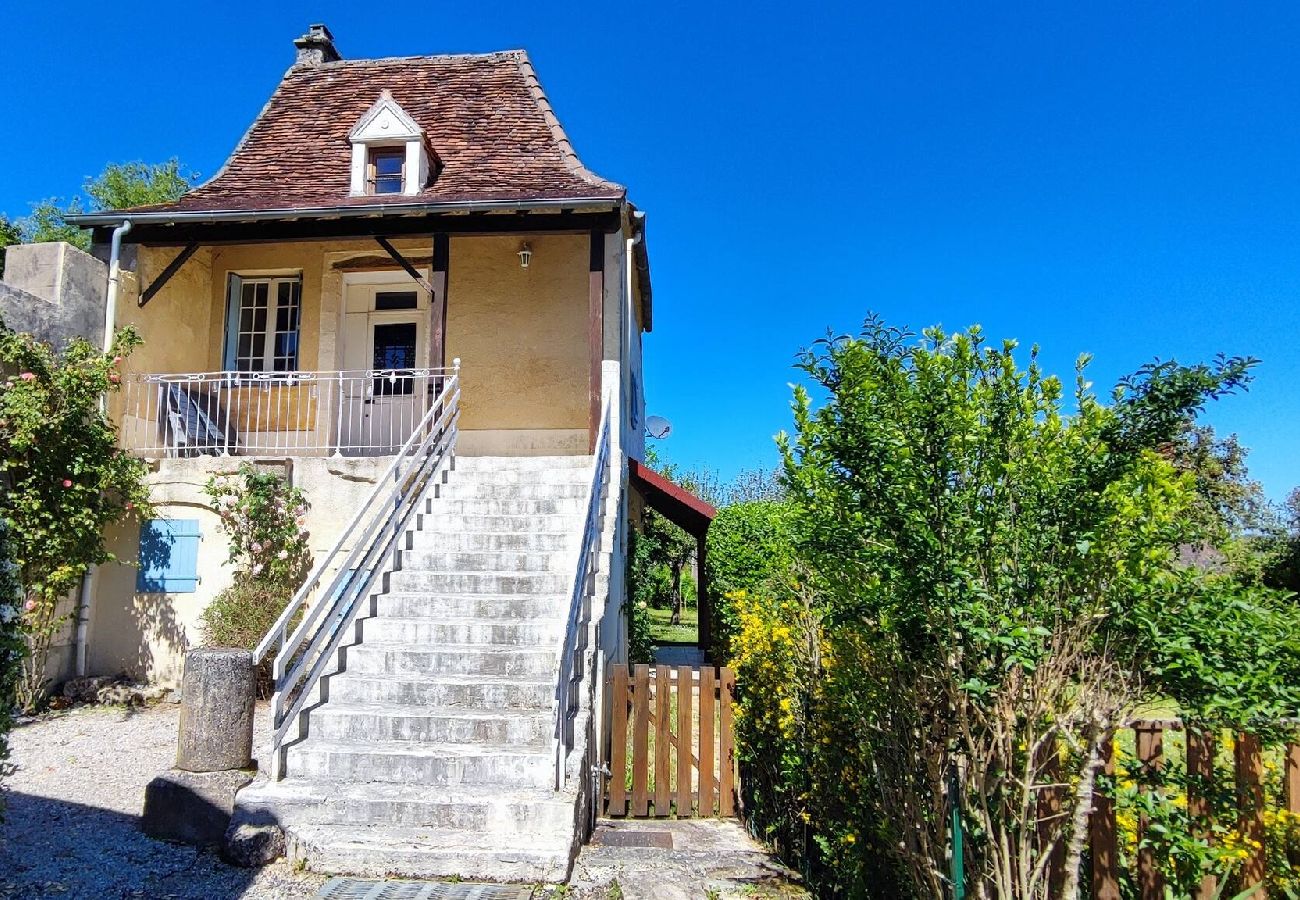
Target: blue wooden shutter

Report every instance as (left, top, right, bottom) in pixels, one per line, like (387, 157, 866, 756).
(137, 519, 201, 593)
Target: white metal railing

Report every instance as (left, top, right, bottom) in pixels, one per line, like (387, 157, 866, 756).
(554, 397, 613, 786)
(118, 368, 457, 457)
(253, 362, 461, 779)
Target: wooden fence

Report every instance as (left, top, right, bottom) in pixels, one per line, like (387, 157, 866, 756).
(604, 664, 738, 818)
(1088, 720, 1300, 899)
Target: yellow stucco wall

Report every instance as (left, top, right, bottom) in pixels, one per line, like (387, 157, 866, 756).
(121, 235, 590, 436)
(447, 234, 589, 432)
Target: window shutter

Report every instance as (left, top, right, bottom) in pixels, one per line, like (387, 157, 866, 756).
(222, 275, 243, 370)
(137, 519, 202, 593)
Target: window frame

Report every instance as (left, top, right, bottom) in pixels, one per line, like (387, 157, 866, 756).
(222, 274, 303, 374)
(366, 146, 406, 195)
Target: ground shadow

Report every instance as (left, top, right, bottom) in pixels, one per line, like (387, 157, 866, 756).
(0, 791, 264, 900)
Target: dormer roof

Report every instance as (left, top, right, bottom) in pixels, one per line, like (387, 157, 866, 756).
(349, 90, 422, 143)
(111, 50, 624, 217)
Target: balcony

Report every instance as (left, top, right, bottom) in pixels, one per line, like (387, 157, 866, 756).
(118, 367, 458, 458)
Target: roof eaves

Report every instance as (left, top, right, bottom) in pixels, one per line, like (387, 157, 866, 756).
(66, 195, 623, 228)
(631, 207, 653, 332)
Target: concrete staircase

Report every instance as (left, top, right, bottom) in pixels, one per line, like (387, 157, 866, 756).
(235, 455, 593, 882)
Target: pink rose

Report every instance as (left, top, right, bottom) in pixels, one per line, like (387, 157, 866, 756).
(19, 372, 35, 381)
(112, 356, 123, 365)
(109, 373, 120, 384)
(23, 599, 35, 612)
(62, 479, 72, 488)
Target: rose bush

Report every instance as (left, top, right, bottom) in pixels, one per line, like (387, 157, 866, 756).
(0, 325, 151, 711)
(201, 465, 310, 685)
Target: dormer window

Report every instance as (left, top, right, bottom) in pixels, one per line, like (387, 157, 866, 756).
(349, 90, 431, 197)
(368, 147, 405, 194)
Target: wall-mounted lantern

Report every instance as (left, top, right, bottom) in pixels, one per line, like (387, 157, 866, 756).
(517, 242, 532, 269)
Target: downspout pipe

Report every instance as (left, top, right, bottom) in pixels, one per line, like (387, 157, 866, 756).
(101, 219, 132, 354)
(76, 218, 132, 677)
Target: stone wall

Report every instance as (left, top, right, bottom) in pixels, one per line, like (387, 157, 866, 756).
(0, 243, 107, 349)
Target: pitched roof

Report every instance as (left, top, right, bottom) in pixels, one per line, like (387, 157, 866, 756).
(122, 50, 624, 217)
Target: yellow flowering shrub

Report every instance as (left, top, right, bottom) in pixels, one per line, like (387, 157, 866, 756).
(731, 587, 906, 895)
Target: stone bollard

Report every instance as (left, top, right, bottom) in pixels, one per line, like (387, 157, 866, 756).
(176, 648, 255, 773)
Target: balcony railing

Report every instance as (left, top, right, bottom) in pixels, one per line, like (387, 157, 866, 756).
(118, 367, 459, 457)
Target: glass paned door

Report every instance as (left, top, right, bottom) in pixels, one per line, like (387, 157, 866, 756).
(338, 277, 431, 456)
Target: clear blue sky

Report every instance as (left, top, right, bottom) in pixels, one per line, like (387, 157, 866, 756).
(3, 2, 1298, 500)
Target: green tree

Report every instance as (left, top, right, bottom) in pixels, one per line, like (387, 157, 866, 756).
(1166, 423, 1271, 540)
(730, 317, 1293, 898)
(21, 199, 87, 248)
(18, 159, 196, 251)
(0, 325, 152, 711)
(1260, 487, 1300, 594)
(704, 499, 795, 659)
(0, 216, 20, 280)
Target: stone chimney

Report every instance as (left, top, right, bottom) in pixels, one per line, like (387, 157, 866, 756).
(294, 24, 341, 65)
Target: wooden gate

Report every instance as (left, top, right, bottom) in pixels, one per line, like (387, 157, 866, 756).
(604, 664, 738, 818)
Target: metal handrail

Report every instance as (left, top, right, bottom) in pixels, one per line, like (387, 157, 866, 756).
(554, 397, 613, 786)
(255, 361, 461, 779)
(119, 367, 459, 457)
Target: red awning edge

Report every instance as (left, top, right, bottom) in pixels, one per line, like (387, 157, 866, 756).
(628, 458, 717, 537)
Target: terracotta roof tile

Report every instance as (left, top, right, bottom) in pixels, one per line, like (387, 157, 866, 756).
(123, 51, 624, 216)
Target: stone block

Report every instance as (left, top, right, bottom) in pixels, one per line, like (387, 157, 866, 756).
(176, 648, 255, 772)
(141, 769, 252, 846)
(223, 819, 286, 867)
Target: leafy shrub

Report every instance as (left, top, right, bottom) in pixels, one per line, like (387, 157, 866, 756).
(200, 579, 296, 655)
(704, 500, 795, 659)
(728, 317, 1297, 898)
(0, 325, 152, 711)
(0, 520, 24, 794)
(201, 465, 310, 686)
(625, 529, 656, 663)
(203, 464, 310, 589)
(731, 586, 910, 895)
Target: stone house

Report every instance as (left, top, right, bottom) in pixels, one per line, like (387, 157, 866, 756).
(52, 24, 658, 878)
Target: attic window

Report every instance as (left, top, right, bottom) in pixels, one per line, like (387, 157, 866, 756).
(368, 148, 405, 195)
(348, 90, 430, 197)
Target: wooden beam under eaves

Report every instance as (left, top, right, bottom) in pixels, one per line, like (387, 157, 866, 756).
(374, 237, 435, 295)
(94, 209, 622, 247)
(138, 242, 200, 307)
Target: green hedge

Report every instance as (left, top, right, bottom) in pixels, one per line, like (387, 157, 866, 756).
(704, 500, 796, 660)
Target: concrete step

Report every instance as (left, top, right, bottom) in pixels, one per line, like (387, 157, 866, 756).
(326, 672, 555, 708)
(387, 571, 570, 594)
(358, 615, 564, 646)
(285, 822, 574, 882)
(455, 454, 591, 472)
(285, 738, 554, 787)
(400, 548, 569, 572)
(405, 530, 574, 552)
(373, 592, 567, 619)
(428, 497, 586, 516)
(435, 482, 592, 500)
(345, 644, 558, 678)
(415, 512, 582, 533)
(239, 778, 573, 831)
(307, 702, 552, 746)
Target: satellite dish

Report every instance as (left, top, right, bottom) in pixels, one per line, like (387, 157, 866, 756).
(645, 415, 673, 440)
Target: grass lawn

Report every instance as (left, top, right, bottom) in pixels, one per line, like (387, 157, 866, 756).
(648, 604, 698, 644)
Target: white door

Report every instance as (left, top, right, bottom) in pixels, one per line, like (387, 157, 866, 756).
(339, 278, 431, 455)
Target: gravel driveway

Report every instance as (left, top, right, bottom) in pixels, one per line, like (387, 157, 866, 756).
(0, 701, 325, 900)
